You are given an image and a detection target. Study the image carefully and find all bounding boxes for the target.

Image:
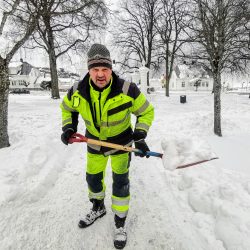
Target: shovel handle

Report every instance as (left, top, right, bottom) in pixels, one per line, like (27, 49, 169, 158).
(68, 134, 218, 166)
(68, 133, 163, 158)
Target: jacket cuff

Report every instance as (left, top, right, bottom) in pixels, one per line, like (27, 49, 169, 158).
(62, 124, 76, 133)
(133, 129, 147, 141)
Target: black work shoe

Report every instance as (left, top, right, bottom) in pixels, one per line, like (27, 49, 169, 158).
(114, 215, 127, 249)
(78, 199, 106, 228)
(114, 227, 127, 249)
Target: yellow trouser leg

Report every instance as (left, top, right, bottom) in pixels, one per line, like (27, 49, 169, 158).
(111, 153, 130, 218)
(86, 152, 108, 200)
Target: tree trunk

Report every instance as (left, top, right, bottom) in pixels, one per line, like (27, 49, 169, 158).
(47, 27, 60, 99)
(165, 49, 170, 97)
(213, 72, 222, 136)
(0, 57, 10, 148)
(147, 71, 149, 87)
(49, 51, 60, 99)
(165, 75, 170, 97)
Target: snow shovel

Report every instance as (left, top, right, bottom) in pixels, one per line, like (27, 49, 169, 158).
(68, 133, 163, 158)
(68, 133, 218, 168)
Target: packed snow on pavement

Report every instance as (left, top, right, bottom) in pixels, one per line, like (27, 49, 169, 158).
(1, 90, 250, 250)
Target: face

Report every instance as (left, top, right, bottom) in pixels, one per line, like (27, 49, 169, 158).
(89, 66, 112, 89)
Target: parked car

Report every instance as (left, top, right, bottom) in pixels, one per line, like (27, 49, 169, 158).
(9, 88, 30, 94)
(40, 81, 51, 90)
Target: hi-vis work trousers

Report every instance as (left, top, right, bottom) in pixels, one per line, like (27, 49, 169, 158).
(86, 152, 131, 218)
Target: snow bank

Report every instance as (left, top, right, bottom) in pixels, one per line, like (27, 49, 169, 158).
(156, 92, 250, 250)
(0, 94, 67, 205)
(161, 138, 250, 250)
(176, 167, 250, 250)
(161, 136, 216, 170)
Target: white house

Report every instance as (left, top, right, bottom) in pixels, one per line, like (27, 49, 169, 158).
(9, 61, 80, 90)
(9, 60, 41, 88)
(168, 64, 213, 91)
(9, 59, 41, 89)
(165, 65, 249, 92)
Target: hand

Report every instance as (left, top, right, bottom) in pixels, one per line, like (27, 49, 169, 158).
(133, 130, 149, 158)
(61, 129, 75, 145)
(133, 129, 149, 157)
(134, 139, 150, 158)
(133, 129, 147, 141)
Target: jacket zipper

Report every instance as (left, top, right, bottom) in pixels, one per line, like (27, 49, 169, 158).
(98, 92, 102, 123)
(93, 102, 96, 123)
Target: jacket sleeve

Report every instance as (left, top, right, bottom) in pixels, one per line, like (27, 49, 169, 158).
(60, 87, 79, 132)
(129, 83, 154, 133)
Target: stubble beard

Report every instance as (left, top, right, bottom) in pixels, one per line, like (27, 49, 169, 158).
(95, 78, 108, 88)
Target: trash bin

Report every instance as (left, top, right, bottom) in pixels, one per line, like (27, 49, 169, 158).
(180, 95, 186, 103)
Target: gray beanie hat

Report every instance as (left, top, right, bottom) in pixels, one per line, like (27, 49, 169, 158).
(87, 43, 112, 70)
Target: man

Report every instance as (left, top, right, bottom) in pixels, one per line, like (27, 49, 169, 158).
(60, 43, 154, 249)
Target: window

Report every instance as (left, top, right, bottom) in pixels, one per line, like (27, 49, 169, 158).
(18, 80, 25, 86)
(182, 82, 185, 87)
(206, 82, 209, 87)
(202, 82, 205, 87)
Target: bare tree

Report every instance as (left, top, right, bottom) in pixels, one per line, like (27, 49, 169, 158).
(242, 0, 250, 51)
(188, 0, 249, 136)
(0, 0, 39, 149)
(155, 0, 189, 97)
(112, 0, 161, 84)
(27, 0, 108, 99)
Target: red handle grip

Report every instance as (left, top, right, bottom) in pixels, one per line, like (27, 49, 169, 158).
(68, 133, 88, 143)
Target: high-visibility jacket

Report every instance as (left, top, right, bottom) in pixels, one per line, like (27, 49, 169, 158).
(60, 72, 154, 155)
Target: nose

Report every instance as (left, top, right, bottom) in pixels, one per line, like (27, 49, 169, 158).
(97, 70, 104, 77)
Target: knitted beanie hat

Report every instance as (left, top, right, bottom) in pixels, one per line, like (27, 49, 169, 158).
(87, 43, 112, 70)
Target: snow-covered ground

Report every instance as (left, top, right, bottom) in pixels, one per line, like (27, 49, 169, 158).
(1, 90, 250, 250)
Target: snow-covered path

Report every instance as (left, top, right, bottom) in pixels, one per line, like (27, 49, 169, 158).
(0, 92, 179, 249)
(0, 136, 179, 249)
(1, 91, 250, 250)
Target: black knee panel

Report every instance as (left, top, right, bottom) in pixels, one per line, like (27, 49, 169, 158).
(112, 172, 130, 197)
(86, 172, 103, 193)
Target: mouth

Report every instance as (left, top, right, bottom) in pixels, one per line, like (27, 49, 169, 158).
(97, 78, 106, 83)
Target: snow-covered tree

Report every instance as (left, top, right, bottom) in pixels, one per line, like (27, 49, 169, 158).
(155, 0, 189, 97)
(188, 0, 249, 136)
(27, 0, 108, 99)
(0, 0, 39, 149)
(112, 0, 161, 85)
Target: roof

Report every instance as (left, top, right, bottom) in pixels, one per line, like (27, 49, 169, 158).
(9, 62, 22, 68)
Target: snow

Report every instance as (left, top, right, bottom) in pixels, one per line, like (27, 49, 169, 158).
(1, 90, 250, 249)
(9, 61, 23, 68)
(161, 136, 216, 170)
